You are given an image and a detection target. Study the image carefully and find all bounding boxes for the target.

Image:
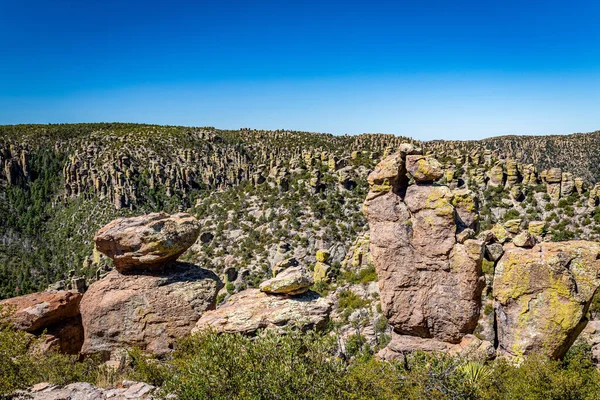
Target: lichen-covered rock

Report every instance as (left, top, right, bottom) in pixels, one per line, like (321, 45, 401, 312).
(491, 224, 510, 243)
(313, 262, 332, 283)
(487, 163, 505, 187)
(316, 249, 330, 262)
(503, 219, 521, 234)
(512, 231, 535, 248)
(80, 263, 222, 359)
(193, 289, 332, 335)
(0, 291, 81, 333)
(493, 241, 600, 359)
(259, 266, 313, 295)
(528, 221, 547, 237)
(94, 212, 201, 273)
(366, 153, 407, 194)
(406, 155, 443, 182)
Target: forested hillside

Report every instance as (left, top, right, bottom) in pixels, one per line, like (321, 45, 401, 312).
(1, 123, 599, 300)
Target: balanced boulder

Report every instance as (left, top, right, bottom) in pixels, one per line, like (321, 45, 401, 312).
(406, 155, 444, 182)
(94, 212, 200, 273)
(259, 266, 313, 295)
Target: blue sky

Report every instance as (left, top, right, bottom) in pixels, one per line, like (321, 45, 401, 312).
(1, 0, 599, 140)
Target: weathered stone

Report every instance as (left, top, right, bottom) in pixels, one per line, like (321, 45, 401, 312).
(513, 231, 535, 248)
(366, 153, 407, 194)
(405, 155, 443, 182)
(487, 163, 504, 187)
(0, 291, 81, 333)
(316, 249, 330, 262)
(477, 230, 497, 245)
(545, 168, 562, 183)
(505, 159, 519, 187)
(80, 263, 222, 359)
(528, 221, 547, 236)
(15, 381, 157, 400)
(456, 228, 475, 244)
(574, 177, 585, 195)
(485, 243, 504, 262)
(503, 219, 522, 234)
(94, 212, 201, 273)
(272, 257, 299, 276)
(493, 241, 600, 359)
(193, 289, 332, 335)
(313, 261, 332, 283)
(378, 331, 494, 361)
(491, 224, 510, 244)
(259, 266, 313, 295)
(561, 172, 575, 197)
(452, 189, 479, 229)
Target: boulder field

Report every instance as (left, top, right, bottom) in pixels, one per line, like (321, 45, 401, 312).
(364, 147, 600, 360)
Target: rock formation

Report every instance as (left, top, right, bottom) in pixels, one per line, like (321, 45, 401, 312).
(364, 148, 486, 358)
(14, 381, 157, 400)
(80, 213, 222, 359)
(364, 144, 600, 361)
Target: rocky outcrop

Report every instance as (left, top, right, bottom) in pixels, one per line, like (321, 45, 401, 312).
(0, 290, 81, 332)
(364, 149, 486, 358)
(94, 212, 201, 273)
(493, 241, 600, 359)
(193, 289, 332, 335)
(0, 290, 84, 355)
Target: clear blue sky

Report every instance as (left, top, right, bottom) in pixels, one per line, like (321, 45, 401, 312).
(1, 0, 599, 140)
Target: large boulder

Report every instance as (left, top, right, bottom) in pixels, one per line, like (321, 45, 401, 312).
(193, 289, 332, 335)
(364, 149, 485, 348)
(80, 263, 222, 359)
(94, 212, 200, 273)
(0, 290, 81, 332)
(259, 266, 313, 295)
(493, 241, 600, 359)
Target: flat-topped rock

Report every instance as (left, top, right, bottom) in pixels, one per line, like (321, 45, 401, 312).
(193, 289, 332, 335)
(94, 212, 201, 272)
